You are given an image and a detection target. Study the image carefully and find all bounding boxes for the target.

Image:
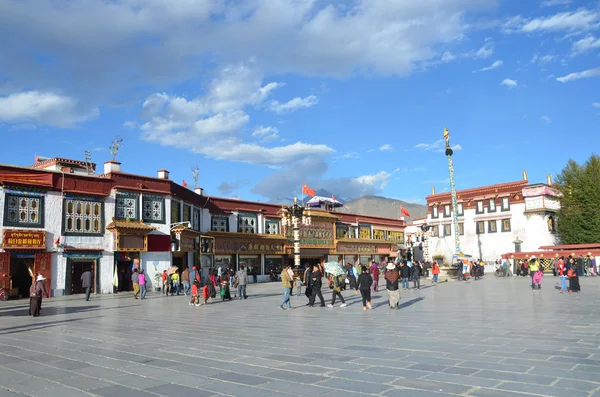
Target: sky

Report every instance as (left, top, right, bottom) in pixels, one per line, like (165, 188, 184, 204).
(1, 0, 599, 205)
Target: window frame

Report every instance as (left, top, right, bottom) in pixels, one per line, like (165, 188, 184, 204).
(192, 208, 201, 231)
(238, 213, 258, 234)
(457, 203, 464, 216)
(502, 219, 511, 232)
(443, 224, 452, 236)
(211, 215, 229, 232)
(432, 205, 439, 219)
(265, 219, 280, 235)
(501, 197, 510, 212)
(115, 192, 139, 221)
(182, 204, 191, 223)
(443, 204, 451, 218)
(141, 194, 166, 224)
(488, 198, 497, 213)
(488, 219, 497, 233)
(62, 197, 104, 236)
(359, 225, 372, 239)
(458, 223, 464, 235)
(171, 200, 181, 223)
(476, 201, 484, 215)
(3, 193, 45, 228)
(336, 224, 349, 239)
(476, 221, 485, 234)
(431, 225, 439, 237)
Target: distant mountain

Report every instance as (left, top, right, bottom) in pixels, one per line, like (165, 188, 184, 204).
(335, 195, 426, 222)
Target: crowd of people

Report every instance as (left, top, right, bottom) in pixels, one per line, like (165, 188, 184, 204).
(277, 258, 441, 311)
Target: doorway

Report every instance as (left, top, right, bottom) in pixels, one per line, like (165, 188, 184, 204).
(10, 256, 34, 299)
(67, 260, 95, 295)
(116, 260, 133, 292)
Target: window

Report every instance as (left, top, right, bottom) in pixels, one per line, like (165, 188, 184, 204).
(142, 195, 165, 223)
(373, 229, 385, 240)
(63, 198, 102, 235)
(265, 220, 280, 235)
(443, 205, 451, 218)
(349, 226, 358, 239)
(502, 219, 511, 232)
(359, 226, 371, 239)
(432, 205, 439, 218)
(501, 197, 510, 211)
(4, 194, 44, 228)
(116, 192, 138, 220)
(211, 215, 229, 232)
(476, 221, 485, 234)
(547, 216, 556, 233)
(488, 220, 497, 233)
(192, 208, 201, 231)
(171, 200, 181, 223)
(476, 201, 484, 214)
(183, 205, 191, 223)
(431, 225, 439, 237)
(387, 231, 404, 242)
(488, 198, 497, 213)
(458, 223, 464, 235)
(457, 203, 464, 216)
(443, 224, 452, 236)
(336, 225, 349, 238)
(238, 213, 257, 233)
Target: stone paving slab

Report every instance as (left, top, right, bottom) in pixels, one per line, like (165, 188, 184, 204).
(0, 276, 599, 397)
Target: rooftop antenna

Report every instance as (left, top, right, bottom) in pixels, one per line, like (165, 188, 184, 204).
(191, 164, 199, 188)
(84, 150, 94, 175)
(109, 136, 123, 161)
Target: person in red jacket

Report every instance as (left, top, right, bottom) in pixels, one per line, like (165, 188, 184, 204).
(431, 262, 440, 285)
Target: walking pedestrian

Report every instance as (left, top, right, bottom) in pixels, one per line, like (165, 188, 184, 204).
(347, 262, 357, 289)
(161, 270, 168, 295)
(412, 262, 422, 290)
(356, 265, 373, 310)
(568, 266, 581, 293)
(431, 262, 440, 284)
(132, 268, 140, 299)
(28, 275, 49, 317)
(189, 280, 200, 306)
(235, 266, 248, 300)
(400, 261, 410, 290)
(384, 263, 400, 309)
(279, 264, 293, 310)
(529, 256, 539, 289)
(327, 273, 346, 308)
(181, 266, 190, 296)
(171, 271, 180, 295)
(138, 268, 147, 299)
(308, 264, 326, 307)
(81, 267, 93, 301)
(370, 262, 380, 292)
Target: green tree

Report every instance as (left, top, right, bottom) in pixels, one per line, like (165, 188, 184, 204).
(555, 154, 600, 244)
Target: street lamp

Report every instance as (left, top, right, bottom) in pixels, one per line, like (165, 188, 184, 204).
(280, 197, 312, 268)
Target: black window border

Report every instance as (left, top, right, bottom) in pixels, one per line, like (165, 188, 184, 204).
(431, 205, 439, 219)
(458, 223, 465, 235)
(141, 194, 166, 224)
(488, 220, 497, 233)
(3, 193, 45, 228)
(501, 218, 511, 232)
(443, 224, 452, 236)
(171, 200, 181, 223)
(475, 201, 484, 215)
(476, 221, 485, 234)
(192, 208, 201, 231)
(115, 192, 140, 221)
(265, 219, 280, 235)
(501, 197, 511, 212)
(443, 204, 451, 218)
(238, 212, 258, 234)
(431, 225, 439, 237)
(488, 198, 497, 213)
(457, 203, 464, 216)
(211, 214, 229, 232)
(62, 197, 104, 236)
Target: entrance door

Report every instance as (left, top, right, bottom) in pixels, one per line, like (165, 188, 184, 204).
(70, 261, 94, 295)
(10, 257, 34, 298)
(117, 260, 133, 291)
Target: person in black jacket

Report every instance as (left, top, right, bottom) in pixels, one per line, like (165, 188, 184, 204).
(308, 264, 326, 307)
(356, 265, 373, 310)
(412, 262, 422, 290)
(400, 262, 411, 290)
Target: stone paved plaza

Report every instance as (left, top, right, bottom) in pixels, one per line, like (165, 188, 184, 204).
(0, 276, 599, 397)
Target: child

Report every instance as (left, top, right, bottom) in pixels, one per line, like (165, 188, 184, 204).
(294, 277, 303, 296)
(190, 280, 200, 306)
(532, 268, 543, 290)
(567, 267, 581, 294)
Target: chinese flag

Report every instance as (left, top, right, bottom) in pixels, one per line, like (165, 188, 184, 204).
(401, 206, 410, 217)
(182, 180, 188, 188)
(302, 183, 316, 197)
(54, 236, 60, 245)
(332, 194, 336, 202)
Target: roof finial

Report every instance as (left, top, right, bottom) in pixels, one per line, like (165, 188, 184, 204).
(522, 170, 528, 181)
(432, 185, 436, 195)
(547, 174, 553, 185)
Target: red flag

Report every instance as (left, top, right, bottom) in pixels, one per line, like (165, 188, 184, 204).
(182, 180, 188, 188)
(332, 194, 336, 202)
(54, 236, 60, 245)
(302, 183, 316, 197)
(401, 206, 410, 217)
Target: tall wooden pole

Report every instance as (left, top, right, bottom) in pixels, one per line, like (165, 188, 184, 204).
(444, 127, 461, 255)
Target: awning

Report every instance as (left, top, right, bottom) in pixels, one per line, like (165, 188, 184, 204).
(106, 219, 156, 234)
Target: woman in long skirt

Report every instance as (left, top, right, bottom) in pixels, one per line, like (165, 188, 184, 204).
(29, 275, 48, 317)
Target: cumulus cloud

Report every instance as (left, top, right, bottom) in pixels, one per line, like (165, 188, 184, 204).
(501, 78, 518, 87)
(540, 115, 551, 124)
(268, 95, 319, 114)
(504, 9, 600, 34)
(0, 91, 98, 127)
(557, 67, 600, 83)
(571, 36, 600, 56)
(473, 60, 503, 73)
(441, 52, 456, 63)
(252, 126, 280, 142)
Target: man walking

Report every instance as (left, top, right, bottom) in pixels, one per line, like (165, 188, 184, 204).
(132, 268, 140, 299)
(384, 262, 400, 309)
(279, 264, 293, 310)
(236, 266, 248, 300)
(181, 266, 190, 296)
(81, 267, 93, 301)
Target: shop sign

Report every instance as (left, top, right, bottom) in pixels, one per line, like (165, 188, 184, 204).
(337, 243, 376, 254)
(287, 221, 334, 247)
(376, 245, 391, 254)
(62, 252, 102, 259)
(215, 239, 285, 254)
(2, 230, 46, 249)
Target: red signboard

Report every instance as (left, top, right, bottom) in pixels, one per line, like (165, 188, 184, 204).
(0, 173, 53, 187)
(2, 230, 46, 249)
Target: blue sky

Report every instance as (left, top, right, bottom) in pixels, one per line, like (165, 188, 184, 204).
(1, 0, 599, 204)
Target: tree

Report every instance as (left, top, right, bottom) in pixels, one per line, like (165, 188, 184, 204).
(555, 154, 600, 244)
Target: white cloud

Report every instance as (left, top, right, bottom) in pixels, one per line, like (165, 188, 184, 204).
(501, 78, 518, 87)
(557, 67, 600, 83)
(593, 102, 600, 108)
(504, 9, 600, 34)
(414, 139, 462, 152)
(0, 91, 98, 127)
(571, 36, 600, 56)
(335, 152, 360, 161)
(379, 144, 393, 151)
(441, 52, 456, 63)
(541, 0, 572, 6)
(267, 95, 318, 114)
(531, 54, 556, 64)
(123, 121, 137, 128)
(464, 41, 494, 59)
(473, 60, 503, 73)
(354, 171, 392, 189)
(540, 115, 551, 124)
(252, 126, 280, 142)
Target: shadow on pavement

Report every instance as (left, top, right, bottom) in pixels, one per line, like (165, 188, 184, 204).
(0, 317, 89, 335)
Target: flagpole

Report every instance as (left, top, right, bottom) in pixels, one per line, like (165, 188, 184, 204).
(301, 184, 304, 204)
